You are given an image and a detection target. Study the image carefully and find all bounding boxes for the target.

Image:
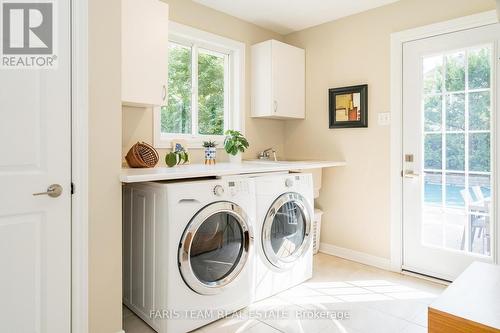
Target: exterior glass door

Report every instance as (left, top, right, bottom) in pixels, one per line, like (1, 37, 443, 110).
(179, 202, 251, 294)
(402, 24, 499, 280)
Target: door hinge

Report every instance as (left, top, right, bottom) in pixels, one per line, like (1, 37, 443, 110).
(71, 182, 75, 195)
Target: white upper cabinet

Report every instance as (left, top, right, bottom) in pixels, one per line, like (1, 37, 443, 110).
(251, 40, 305, 119)
(122, 0, 169, 107)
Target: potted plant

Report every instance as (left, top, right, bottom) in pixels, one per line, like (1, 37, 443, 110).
(202, 140, 217, 165)
(224, 130, 249, 163)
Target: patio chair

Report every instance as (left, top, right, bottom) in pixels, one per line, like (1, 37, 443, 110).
(472, 186, 485, 202)
(459, 189, 490, 254)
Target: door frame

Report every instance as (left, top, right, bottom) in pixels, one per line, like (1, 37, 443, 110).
(390, 10, 500, 273)
(71, 0, 89, 332)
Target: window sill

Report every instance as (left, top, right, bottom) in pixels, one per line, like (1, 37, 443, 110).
(154, 135, 225, 149)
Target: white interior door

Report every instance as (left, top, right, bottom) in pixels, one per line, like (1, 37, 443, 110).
(0, 0, 71, 332)
(403, 24, 500, 281)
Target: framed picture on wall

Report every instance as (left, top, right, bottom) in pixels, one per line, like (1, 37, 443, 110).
(329, 84, 368, 128)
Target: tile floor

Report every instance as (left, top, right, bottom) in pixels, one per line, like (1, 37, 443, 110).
(123, 253, 446, 333)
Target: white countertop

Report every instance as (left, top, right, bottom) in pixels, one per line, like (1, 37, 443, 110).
(120, 160, 346, 183)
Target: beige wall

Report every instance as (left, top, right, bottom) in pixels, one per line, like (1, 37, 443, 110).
(88, 0, 123, 332)
(122, 0, 286, 165)
(284, 0, 496, 259)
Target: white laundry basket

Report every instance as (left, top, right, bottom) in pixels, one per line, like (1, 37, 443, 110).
(312, 209, 323, 254)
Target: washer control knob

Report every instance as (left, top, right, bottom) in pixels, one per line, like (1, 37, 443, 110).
(213, 185, 225, 196)
(285, 178, 294, 187)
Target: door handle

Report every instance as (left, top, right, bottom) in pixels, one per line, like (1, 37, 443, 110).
(403, 170, 420, 178)
(33, 184, 63, 198)
(273, 100, 278, 113)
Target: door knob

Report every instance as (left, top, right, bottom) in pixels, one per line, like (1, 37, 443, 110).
(33, 184, 63, 198)
(403, 170, 420, 178)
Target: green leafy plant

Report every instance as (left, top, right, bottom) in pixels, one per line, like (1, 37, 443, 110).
(202, 140, 217, 148)
(224, 130, 249, 156)
(165, 150, 189, 168)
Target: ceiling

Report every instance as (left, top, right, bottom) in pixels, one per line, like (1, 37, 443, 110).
(193, 0, 401, 35)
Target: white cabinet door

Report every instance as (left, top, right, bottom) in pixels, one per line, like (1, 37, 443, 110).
(0, 1, 71, 332)
(272, 40, 305, 119)
(122, 0, 169, 107)
(251, 40, 305, 119)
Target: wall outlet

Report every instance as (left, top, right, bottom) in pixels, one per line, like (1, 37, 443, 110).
(378, 112, 391, 126)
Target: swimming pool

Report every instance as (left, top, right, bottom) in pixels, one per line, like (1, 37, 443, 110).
(425, 183, 491, 207)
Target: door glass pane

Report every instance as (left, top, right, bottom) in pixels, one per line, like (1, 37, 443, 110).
(445, 173, 465, 207)
(469, 91, 490, 131)
(424, 95, 442, 132)
(446, 133, 464, 171)
(270, 201, 306, 259)
(445, 52, 465, 92)
(424, 134, 442, 169)
(445, 93, 465, 131)
(162, 42, 192, 134)
(190, 212, 243, 284)
(421, 45, 493, 257)
(468, 47, 491, 89)
(198, 48, 226, 136)
(469, 133, 490, 172)
(423, 55, 443, 94)
(424, 171, 442, 206)
(469, 174, 491, 255)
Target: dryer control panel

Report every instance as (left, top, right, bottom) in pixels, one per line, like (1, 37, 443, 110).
(212, 180, 250, 197)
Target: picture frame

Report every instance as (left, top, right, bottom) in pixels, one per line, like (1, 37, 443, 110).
(329, 84, 368, 128)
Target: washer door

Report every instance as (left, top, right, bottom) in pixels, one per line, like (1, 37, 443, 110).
(178, 201, 251, 295)
(262, 192, 312, 269)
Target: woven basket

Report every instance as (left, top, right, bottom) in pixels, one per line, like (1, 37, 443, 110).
(125, 142, 159, 168)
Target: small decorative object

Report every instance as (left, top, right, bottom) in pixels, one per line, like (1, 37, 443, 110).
(125, 142, 159, 168)
(171, 139, 190, 164)
(329, 84, 368, 128)
(165, 149, 189, 168)
(224, 130, 249, 163)
(202, 140, 217, 165)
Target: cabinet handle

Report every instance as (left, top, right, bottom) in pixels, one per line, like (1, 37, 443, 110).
(162, 85, 167, 102)
(273, 100, 278, 113)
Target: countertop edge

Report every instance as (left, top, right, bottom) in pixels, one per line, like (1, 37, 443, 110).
(120, 161, 346, 183)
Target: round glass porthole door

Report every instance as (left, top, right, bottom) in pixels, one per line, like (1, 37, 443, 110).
(178, 202, 252, 295)
(262, 193, 312, 269)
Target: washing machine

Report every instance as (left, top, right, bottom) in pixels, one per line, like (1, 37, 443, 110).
(122, 177, 255, 333)
(253, 172, 314, 302)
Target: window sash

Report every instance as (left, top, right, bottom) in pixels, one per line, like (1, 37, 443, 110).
(165, 39, 230, 137)
(154, 22, 245, 149)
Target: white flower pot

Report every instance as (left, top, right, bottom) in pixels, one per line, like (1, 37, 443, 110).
(228, 152, 242, 164)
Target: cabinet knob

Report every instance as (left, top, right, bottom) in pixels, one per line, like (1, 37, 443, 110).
(162, 85, 167, 102)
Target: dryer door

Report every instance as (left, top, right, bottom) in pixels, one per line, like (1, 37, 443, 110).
(263, 192, 312, 269)
(178, 201, 252, 295)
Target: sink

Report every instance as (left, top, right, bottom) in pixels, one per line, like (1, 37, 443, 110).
(244, 159, 304, 165)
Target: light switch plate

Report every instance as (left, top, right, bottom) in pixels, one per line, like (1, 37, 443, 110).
(378, 113, 391, 126)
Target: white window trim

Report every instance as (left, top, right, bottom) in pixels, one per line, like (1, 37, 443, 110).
(154, 21, 246, 149)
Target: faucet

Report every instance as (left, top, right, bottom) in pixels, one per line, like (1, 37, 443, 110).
(258, 148, 278, 161)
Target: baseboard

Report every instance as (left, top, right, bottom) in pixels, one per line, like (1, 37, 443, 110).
(319, 243, 392, 271)
(116, 330, 125, 333)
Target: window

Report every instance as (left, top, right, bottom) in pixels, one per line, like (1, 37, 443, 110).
(154, 23, 245, 148)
